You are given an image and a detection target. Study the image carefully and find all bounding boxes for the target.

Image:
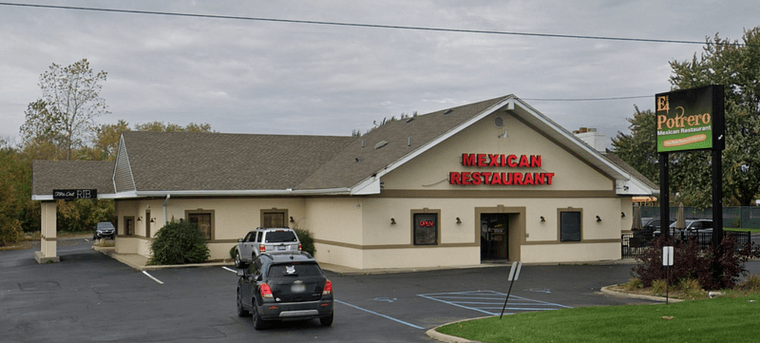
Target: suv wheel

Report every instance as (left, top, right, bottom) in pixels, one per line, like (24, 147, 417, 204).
(234, 250, 245, 268)
(236, 289, 249, 317)
(252, 304, 268, 330)
(319, 311, 334, 326)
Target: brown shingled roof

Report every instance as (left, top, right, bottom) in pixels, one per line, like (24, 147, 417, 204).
(32, 160, 115, 197)
(120, 131, 356, 191)
(297, 96, 509, 189)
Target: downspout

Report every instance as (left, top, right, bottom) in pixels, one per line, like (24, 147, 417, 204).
(162, 194, 171, 225)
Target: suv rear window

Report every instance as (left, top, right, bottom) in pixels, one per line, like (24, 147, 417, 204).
(268, 263, 322, 277)
(265, 231, 298, 243)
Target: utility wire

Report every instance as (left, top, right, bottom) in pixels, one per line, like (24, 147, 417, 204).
(0, 2, 733, 46)
(524, 95, 652, 102)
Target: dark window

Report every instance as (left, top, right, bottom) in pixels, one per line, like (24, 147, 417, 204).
(414, 213, 438, 245)
(265, 231, 298, 243)
(262, 211, 286, 228)
(268, 263, 322, 277)
(188, 212, 212, 240)
(145, 210, 151, 238)
(560, 211, 581, 242)
(125, 217, 134, 236)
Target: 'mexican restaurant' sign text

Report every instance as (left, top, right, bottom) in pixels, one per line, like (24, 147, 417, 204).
(450, 153, 555, 186)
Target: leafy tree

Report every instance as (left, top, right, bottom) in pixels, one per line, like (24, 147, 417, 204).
(668, 28, 760, 206)
(79, 120, 131, 161)
(614, 27, 760, 207)
(134, 121, 213, 133)
(0, 147, 28, 244)
(20, 59, 109, 160)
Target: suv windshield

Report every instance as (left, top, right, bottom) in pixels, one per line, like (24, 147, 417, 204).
(268, 263, 322, 277)
(265, 231, 298, 243)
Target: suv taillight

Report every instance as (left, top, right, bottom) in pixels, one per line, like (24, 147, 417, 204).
(259, 245, 266, 253)
(260, 283, 274, 299)
(322, 280, 332, 296)
(298, 244, 302, 251)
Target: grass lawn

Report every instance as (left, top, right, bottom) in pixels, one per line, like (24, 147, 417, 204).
(437, 295, 760, 343)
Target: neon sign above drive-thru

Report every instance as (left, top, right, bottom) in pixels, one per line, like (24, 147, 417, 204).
(449, 153, 555, 186)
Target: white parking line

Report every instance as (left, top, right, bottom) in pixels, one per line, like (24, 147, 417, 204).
(142, 271, 164, 284)
(222, 266, 238, 273)
(335, 300, 424, 330)
(418, 290, 571, 316)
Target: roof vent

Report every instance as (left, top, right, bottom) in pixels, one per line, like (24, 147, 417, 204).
(406, 118, 414, 123)
(374, 141, 388, 149)
(444, 109, 453, 115)
(407, 137, 411, 147)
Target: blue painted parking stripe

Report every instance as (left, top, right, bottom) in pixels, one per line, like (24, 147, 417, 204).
(335, 300, 425, 330)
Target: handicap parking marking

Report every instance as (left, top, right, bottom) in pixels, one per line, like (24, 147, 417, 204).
(418, 290, 572, 316)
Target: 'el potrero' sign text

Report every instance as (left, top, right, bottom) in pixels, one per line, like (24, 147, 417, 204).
(450, 153, 555, 186)
(655, 85, 724, 153)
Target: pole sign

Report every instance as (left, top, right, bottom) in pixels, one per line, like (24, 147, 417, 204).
(655, 85, 724, 153)
(53, 189, 98, 200)
(662, 246, 674, 267)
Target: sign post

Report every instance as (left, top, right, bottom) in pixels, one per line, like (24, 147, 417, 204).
(662, 246, 674, 305)
(655, 85, 724, 245)
(499, 261, 522, 319)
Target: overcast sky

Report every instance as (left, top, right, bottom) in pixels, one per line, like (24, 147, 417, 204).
(1, 1, 757, 148)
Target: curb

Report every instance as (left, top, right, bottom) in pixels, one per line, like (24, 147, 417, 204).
(600, 285, 684, 303)
(92, 246, 234, 271)
(426, 316, 492, 343)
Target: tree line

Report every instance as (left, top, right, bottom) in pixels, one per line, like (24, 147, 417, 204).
(1, 58, 212, 246)
(614, 27, 760, 208)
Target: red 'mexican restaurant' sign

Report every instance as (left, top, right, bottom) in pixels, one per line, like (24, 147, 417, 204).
(449, 153, 555, 186)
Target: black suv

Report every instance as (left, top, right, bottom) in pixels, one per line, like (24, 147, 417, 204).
(236, 251, 334, 330)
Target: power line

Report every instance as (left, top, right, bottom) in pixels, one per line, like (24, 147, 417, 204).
(524, 95, 652, 102)
(0, 2, 728, 46)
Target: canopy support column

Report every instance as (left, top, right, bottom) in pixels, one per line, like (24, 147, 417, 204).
(34, 201, 60, 263)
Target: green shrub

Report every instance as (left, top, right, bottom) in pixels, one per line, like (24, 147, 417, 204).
(651, 279, 668, 295)
(623, 278, 643, 291)
(295, 228, 316, 256)
(148, 220, 209, 265)
(739, 274, 760, 292)
(229, 245, 237, 259)
(679, 278, 707, 300)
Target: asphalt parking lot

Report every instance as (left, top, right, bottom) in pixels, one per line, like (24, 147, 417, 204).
(6, 237, 753, 343)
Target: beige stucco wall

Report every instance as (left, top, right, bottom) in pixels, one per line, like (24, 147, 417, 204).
(381, 111, 615, 192)
(110, 107, 633, 269)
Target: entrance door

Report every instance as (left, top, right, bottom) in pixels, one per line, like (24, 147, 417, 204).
(481, 213, 509, 260)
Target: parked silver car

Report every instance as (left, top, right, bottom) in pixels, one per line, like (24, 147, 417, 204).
(235, 228, 301, 268)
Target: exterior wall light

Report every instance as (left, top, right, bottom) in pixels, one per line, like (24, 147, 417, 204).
(289, 216, 295, 223)
(137, 216, 142, 221)
(390, 218, 396, 225)
(596, 216, 602, 222)
(540, 216, 545, 222)
(150, 218, 156, 223)
(621, 212, 626, 218)
(456, 217, 462, 224)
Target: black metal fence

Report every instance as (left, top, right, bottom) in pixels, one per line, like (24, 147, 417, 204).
(639, 206, 760, 229)
(621, 230, 752, 259)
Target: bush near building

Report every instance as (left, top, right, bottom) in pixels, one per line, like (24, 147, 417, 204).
(632, 235, 756, 290)
(148, 220, 209, 265)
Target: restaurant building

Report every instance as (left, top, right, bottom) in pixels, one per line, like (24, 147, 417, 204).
(32, 95, 657, 268)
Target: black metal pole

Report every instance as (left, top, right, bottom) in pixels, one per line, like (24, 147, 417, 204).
(659, 153, 670, 238)
(499, 278, 516, 319)
(712, 149, 723, 248)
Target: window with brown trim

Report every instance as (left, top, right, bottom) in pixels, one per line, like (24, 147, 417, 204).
(559, 210, 582, 242)
(412, 211, 439, 245)
(261, 209, 288, 228)
(124, 216, 135, 236)
(186, 210, 214, 241)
